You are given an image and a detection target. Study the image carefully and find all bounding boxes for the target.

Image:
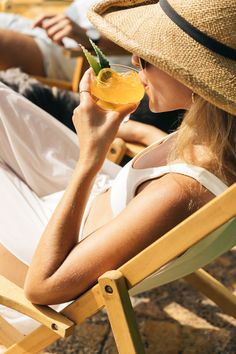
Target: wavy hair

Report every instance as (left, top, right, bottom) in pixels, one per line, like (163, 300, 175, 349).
(170, 96, 236, 185)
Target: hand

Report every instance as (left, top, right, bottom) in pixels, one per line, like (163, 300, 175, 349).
(73, 69, 138, 171)
(33, 14, 89, 46)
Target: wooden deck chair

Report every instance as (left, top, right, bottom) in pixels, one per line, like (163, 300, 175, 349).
(0, 180, 235, 353)
(33, 55, 85, 93)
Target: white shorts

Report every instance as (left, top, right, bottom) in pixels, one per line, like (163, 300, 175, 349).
(0, 82, 120, 337)
(0, 12, 76, 80)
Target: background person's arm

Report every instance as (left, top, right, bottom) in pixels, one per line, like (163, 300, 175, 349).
(117, 120, 167, 146)
(33, 0, 128, 55)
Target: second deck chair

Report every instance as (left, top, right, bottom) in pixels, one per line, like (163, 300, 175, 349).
(0, 180, 235, 353)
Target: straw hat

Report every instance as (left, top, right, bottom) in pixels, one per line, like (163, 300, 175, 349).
(88, 0, 236, 115)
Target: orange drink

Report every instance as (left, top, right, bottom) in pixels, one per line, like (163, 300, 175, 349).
(90, 64, 145, 110)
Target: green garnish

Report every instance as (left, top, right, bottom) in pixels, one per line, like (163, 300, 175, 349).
(80, 45, 101, 75)
(80, 40, 110, 76)
(89, 39, 110, 70)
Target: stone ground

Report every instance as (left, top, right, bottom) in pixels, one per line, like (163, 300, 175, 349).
(46, 248, 236, 354)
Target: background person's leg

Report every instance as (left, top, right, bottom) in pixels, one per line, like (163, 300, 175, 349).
(0, 28, 45, 76)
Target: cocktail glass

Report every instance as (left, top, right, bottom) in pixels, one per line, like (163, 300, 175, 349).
(90, 64, 145, 111)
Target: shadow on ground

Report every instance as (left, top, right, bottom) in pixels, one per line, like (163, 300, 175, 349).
(47, 249, 236, 354)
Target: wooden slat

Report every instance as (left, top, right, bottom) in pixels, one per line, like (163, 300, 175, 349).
(5, 285, 104, 353)
(71, 56, 87, 92)
(0, 315, 24, 348)
(125, 142, 145, 158)
(119, 183, 236, 287)
(1, 0, 72, 18)
(32, 76, 72, 91)
(185, 269, 236, 318)
(0, 276, 75, 338)
(99, 271, 145, 354)
(106, 138, 127, 164)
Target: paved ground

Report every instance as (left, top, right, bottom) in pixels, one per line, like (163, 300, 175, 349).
(46, 248, 236, 354)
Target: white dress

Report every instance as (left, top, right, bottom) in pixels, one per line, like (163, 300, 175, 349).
(0, 82, 120, 336)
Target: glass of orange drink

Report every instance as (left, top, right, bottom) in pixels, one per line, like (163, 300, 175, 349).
(90, 64, 145, 111)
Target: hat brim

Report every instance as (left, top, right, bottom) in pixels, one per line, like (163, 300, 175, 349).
(88, 0, 236, 115)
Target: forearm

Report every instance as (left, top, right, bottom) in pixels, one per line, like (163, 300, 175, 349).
(117, 120, 167, 146)
(26, 162, 97, 282)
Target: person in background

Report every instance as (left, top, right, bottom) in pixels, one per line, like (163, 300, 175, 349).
(0, 0, 183, 139)
(0, 0, 129, 81)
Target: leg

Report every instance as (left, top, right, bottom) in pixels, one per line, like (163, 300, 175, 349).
(0, 82, 120, 195)
(0, 28, 45, 76)
(0, 82, 80, 196)
(0, 163, 52, 266)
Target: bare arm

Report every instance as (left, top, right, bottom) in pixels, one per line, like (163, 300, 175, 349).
(24, 73, 212, 305)
(117, 119, 167, 146)
(33, 14, 127, 55)
(25, 170, 204, 304)
(24, 69, 138, 302)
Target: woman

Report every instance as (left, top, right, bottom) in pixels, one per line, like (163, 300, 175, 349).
(0, 0, 235, 335)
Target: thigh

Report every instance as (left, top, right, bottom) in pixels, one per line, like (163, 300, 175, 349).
(0, 28, 45, 76)
(34, 37, 77, 81)
(0, 163, 51, 267)
(0, 82, 79, 196)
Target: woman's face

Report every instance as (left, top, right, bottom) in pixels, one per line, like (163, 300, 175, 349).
(132, 55, 192, 113)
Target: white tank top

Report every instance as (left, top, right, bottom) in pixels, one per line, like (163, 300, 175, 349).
(110, 135, 228, 216)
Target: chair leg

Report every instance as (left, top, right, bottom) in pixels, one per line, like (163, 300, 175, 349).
(99, 270, 145, 354)
(185, 269, 236, 318)
(72, 56, 88, 93)
(0, 315, 24, 348)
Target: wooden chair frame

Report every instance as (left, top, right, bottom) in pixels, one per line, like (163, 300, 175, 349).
(0, 183, 235, 353)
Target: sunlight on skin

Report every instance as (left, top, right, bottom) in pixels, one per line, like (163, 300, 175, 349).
(131, 54, 192, 113)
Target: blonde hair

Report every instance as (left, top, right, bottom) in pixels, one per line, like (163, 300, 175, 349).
(170, 96, 236, 185)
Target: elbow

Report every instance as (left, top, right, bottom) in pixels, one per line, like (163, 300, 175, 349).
(24, 276, 75, 305)
(24, 278, 53, 305)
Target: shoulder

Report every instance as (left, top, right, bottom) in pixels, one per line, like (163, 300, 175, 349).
(136, 172, 214, 222)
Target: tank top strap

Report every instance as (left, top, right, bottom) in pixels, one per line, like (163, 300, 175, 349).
(110, 161, 228, 217)
(164, 163, 228, 196)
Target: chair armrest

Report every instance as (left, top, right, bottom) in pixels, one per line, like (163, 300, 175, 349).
(107, 138, 127, 164)
(125, 142, 146, 158)
(32, 75, 73, 91)
(0, 275, 75, 338)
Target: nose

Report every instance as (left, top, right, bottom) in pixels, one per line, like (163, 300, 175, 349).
(131, 54, 140, 69)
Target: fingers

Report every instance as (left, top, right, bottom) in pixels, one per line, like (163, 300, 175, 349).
(40, 14, 65, 31)
(52, 24, 73, 44)
(46, 19, 71, 43)
(33, 14, 74, 44)
(79, 69, 93, 95)
(32, 14, 55, 28)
